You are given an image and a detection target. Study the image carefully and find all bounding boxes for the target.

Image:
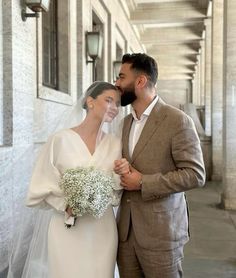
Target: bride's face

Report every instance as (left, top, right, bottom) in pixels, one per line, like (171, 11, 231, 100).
(92, 89, 120, 122)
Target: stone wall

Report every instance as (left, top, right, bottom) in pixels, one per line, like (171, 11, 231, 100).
(0, 0, 3, 145)
(157, 79, 191, 108)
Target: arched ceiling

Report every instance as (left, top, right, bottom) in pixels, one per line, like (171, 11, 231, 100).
(120, 0, 212, 80)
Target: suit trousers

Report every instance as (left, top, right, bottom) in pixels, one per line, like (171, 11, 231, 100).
(117, 225, 184, 278)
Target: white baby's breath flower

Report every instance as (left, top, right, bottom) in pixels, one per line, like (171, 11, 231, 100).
(59, 167, 116, 220)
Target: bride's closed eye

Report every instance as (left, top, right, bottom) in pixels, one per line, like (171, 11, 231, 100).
(105, 97, 113, 104)
(105, 97, 120, 108)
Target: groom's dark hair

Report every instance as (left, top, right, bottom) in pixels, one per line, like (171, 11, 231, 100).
(122, 53, 158, 87)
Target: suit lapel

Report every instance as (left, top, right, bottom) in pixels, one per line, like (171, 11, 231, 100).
(122, 114, 133, 162)
(131, 98, 167, 163)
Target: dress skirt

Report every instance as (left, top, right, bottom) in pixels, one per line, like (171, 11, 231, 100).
(48, 205, 118, 278)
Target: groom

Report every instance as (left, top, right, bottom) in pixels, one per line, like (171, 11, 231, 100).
(114, 53, 205, 278)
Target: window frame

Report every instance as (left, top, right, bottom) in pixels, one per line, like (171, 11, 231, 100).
(42, 0, 59, 90)
(37, 0, 76, 105)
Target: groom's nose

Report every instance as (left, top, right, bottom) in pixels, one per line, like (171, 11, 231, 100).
(115, 78, 120, 87)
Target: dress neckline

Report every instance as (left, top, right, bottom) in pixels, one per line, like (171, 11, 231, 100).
(67, 128, 108, 157)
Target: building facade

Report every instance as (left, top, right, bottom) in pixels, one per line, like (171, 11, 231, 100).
(1, 0, 236, 276)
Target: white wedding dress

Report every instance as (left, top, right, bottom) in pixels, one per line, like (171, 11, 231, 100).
(25, 129, 122, 278)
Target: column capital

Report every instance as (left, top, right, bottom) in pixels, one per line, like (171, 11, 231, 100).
(199, 40, 205, 48)
(196, 54, 200, 64)
(204, 18, 212, 27)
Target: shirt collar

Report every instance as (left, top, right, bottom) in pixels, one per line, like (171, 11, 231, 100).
(131, 95, 159, 121)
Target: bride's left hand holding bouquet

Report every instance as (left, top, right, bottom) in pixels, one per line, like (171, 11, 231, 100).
(59, 166, 116, 228)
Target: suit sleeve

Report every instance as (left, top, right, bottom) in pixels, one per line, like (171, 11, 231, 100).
(26, 135, 66, 211)
(141, 116, 206, 201)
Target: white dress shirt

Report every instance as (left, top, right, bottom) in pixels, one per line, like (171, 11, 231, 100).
(129, 96, 159, 157)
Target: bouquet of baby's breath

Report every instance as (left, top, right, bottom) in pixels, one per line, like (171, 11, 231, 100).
(59, 167, 115, 227)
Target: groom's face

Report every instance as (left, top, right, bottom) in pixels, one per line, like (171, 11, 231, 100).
(115, 63, 137, 106)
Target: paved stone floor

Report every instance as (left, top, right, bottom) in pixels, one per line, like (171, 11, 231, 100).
(1, 181, 236, 278)
(183, 181, 236, 278)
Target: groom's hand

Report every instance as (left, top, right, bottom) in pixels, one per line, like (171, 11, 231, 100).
(120, 166, 142, 191)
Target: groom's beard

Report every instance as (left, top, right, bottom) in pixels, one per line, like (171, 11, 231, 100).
(120, 86, 137, 106)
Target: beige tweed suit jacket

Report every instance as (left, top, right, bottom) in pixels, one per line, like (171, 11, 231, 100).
(117, 98, 205, 251)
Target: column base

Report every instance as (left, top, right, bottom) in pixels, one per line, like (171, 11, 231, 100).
(221, 194, 236, 210)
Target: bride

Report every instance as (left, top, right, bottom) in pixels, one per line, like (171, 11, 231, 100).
(21, 81, 128, 278)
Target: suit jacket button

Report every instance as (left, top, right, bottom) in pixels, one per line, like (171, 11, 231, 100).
(126, 199, 131, 203)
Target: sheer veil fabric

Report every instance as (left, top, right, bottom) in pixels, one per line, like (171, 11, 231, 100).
(7, 81, 123, 278)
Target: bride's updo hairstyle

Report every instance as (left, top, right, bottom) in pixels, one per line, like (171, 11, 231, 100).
(82, 81, 118, 110)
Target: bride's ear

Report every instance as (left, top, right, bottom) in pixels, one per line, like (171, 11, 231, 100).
(86, 96, 94, 110)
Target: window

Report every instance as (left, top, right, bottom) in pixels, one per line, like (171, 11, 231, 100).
(42, 0, 69, 94)
(116, 43, 123, 61)
(42, 0, 58, 89)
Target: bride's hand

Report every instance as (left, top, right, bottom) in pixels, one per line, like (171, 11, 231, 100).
(66, 206, 74, 217)
(114, 158, 130, 175)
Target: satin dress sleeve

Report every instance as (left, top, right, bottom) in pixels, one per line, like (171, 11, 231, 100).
(26, 134, 66, 212)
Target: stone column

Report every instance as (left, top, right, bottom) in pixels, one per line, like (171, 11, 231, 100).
(192, 76, 197, 105)
(192, 62, 201, 105)
(204, 18, 212, 136)
(190, 79, 194, 103)
(211, 0, 223, 181)
(199, 40, 205, 106)
(196, 54, 201, 105)
(222, 0, 236, 209)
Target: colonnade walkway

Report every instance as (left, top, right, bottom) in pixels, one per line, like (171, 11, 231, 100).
(183, 181, 236, 277)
